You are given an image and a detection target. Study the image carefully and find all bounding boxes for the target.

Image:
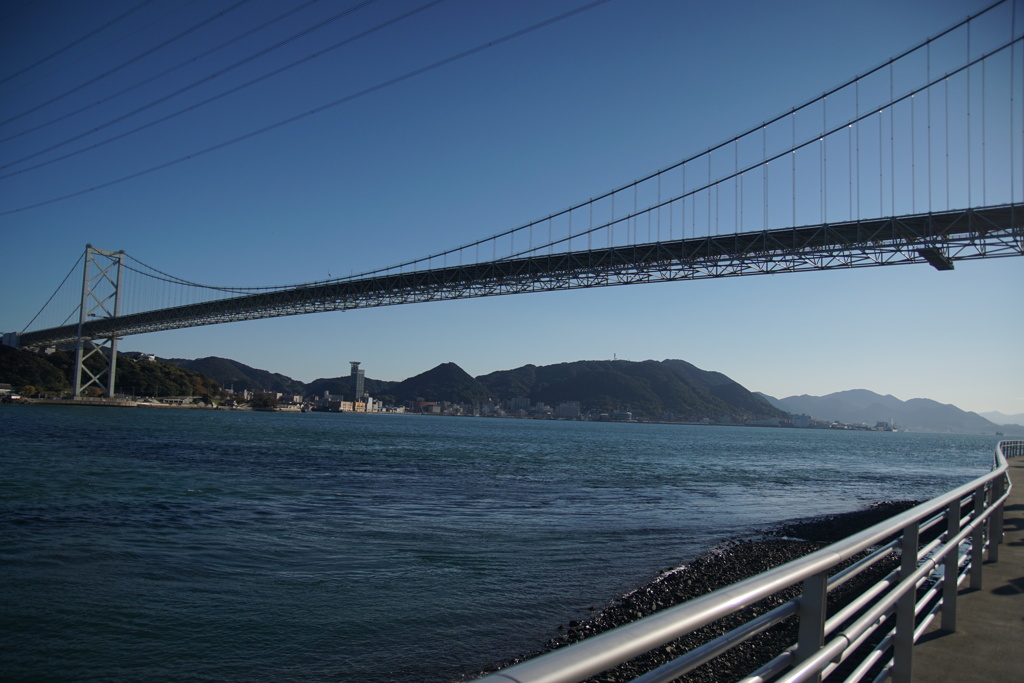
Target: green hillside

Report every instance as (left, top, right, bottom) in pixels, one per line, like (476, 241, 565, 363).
(391, 362, 490, 403)
(0, 346, 221, 398)
(164, 356, 305, 395)
(478, 359, 785, 419)
(0, 344, 69, 393)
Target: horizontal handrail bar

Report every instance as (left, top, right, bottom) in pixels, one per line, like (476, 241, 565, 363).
(631, 601, 799, 683)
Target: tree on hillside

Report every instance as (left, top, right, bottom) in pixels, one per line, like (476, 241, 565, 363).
(0, 345, 70, 393)
(250, 393, 278, 410)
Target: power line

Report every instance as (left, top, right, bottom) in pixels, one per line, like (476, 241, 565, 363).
(0, 0, 322, 145)
(0, 0, 431, 179)
(0, 0, 255, 130)
(2, 1, 204, 98)
(1, 0, 389, 175)
(0, 0, 616, 216)
(0, 0, 158, 86)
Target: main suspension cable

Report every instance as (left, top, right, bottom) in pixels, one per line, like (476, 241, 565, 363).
(21, 252, 84, 332)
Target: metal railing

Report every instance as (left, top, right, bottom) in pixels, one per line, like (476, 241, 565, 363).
(477, 440, 1021, 683)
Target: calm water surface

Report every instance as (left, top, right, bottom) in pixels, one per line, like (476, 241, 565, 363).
(0, 405, 996, 681)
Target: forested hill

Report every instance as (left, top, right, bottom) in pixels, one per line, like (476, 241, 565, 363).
(165, 356, 305, 395)
(0, 345, 220, 398)
(475, 359, 785, 420)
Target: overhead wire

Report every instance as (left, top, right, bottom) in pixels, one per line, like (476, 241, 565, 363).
(0, 0, 157, 86)
(1, 0, 432, 179)
(0, 0, 322, 145)
(55, 2, 668, 305)
(0, 0, 385, 169)
(1, 0, 254, 134)
(0, 0, 615, 216)
(2, 0, 204, 98)
(6, 0, 1007, 214)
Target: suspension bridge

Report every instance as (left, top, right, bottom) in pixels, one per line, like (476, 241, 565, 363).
(4, 1, 1024, 397)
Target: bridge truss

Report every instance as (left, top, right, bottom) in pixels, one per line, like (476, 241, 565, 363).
(17, 203, 1022, 350)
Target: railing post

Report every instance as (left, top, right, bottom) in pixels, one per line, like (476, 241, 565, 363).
(940, 499, 962, 632)
(970, 486, 986, 590)
(892, 522, 919, 683)
(796, 570, 828, 683)
(989, 474, 1006, 563)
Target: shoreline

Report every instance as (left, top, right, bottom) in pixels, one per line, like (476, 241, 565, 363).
(468, 501, 918, 683)
(5, 401, 939, 433)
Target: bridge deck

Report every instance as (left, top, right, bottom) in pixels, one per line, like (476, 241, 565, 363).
(911, 455, 1024, 682)
(16, 203, 1022, 349)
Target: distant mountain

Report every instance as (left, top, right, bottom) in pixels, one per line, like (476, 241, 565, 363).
(759, 389, 1020, 435)
(164, 356, 305, 395)
(980, 411, 1024, 426)
(391, 362, 490, 403)
(478, 359, 785, 420)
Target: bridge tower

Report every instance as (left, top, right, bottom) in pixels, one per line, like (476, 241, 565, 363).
(73, 245, 125, 399)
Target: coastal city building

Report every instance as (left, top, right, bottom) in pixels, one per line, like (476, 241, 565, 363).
(350, 361, 365, 399)
(556, 402, 581, 418)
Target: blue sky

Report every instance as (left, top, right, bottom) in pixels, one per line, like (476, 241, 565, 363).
(1, 0, 1022, 415)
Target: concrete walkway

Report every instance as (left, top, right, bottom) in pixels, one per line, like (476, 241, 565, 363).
(911, 455, 1024, 682)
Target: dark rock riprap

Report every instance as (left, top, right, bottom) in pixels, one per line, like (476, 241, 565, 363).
(471, 501, 919, 683)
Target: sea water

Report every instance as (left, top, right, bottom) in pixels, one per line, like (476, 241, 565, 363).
(0, 405, 995, 682)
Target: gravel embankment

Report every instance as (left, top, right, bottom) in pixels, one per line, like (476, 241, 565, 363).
(471, 500, 919, 683)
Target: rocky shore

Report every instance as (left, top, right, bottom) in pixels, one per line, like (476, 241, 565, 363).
(470, 501, 919, 683)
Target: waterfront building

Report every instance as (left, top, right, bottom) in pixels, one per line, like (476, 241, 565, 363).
(350, 362, 365, 399)
(556, 402, 581, 418)
(508, 397, 531, 412)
